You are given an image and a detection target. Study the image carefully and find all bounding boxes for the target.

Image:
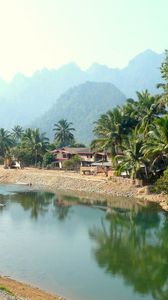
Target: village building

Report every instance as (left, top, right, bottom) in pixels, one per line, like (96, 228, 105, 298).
(51, 147, 110, 169)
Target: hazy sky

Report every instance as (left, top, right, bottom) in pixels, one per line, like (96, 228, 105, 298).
(0, 0, 167, 80)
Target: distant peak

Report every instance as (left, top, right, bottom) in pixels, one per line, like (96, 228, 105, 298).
(87, 63, 118, 74)
(127, 49, 163, 67)
(58, 62, 81, 72)
(134, 49, 162, 59)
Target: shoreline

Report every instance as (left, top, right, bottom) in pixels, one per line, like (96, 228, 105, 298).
(0, 166, 168, 211)
(0, 276, 65, 300)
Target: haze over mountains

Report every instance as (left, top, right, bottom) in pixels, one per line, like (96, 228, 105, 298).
(0, 49, 164, 142)
(33, 81, 126, 143)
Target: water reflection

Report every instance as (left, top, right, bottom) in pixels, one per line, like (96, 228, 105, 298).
(8, 191, 55, 219)
(1, 185, 168, 300)
(89, 205, 168, 300)
(5, 190, 73, 221)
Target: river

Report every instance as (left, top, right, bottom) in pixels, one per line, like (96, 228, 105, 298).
(0, 184, 167, 300)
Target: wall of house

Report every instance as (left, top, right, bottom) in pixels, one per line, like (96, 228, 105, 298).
(79, 154, 95, 162)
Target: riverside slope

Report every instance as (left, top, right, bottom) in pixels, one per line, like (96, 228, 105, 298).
(0, 167, 167, 211)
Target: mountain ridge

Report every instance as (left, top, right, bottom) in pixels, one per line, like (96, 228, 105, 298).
(0, 49, 164, 131)
(32, 81, 126, 144)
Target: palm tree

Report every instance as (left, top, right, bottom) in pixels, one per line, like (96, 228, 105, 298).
(12, 125, 24, 144)
(53, 119, 75, 147)
(0, 128, 13, 157)
(116, 130, 148, 180)
(143, 115, 168, 172)
(157, 49, 168, 103)
(23, 128, 49, 166)
(92, 107, 130, 163)
(135, 91, 165, 136)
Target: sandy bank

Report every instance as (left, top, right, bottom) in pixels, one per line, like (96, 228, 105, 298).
(0, 276, 65, 300)
(0, 167, 135, 197)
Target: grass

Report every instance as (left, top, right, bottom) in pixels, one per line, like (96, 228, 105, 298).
(0, 285, 15, 296)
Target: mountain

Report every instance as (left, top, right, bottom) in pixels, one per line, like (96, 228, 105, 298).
(33, 82, 126, 144)
(0, 49, 164, 130)
(87, 50, 164, 96)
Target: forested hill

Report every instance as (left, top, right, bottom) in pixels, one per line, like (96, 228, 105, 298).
(33, 82, 126, 143)
(0, 49, 163, 130)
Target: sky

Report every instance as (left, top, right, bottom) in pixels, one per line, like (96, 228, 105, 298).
(0, 0, 167, 81)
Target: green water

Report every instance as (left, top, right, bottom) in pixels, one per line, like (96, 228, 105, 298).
(0, 184, 167, 300)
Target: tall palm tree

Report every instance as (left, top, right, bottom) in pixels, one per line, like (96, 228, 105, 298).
(92, 107, 131, 163)
(53, 119, 75, 147)
(12, 125, 24, 144)
(0, 128, 13, 157)
(143, 115, 168, 172)
(23, 128, 49, 166)
(135, 91, 165, 136)
(116, 130, 148, 180)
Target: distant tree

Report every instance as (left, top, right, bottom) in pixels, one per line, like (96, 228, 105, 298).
(0, 128, 13, 157)
(157, 49, 168, 102)
(53, 119, 75, 147)
(70, 142, 86, 148)
(22, 128, 49, 166)
(12, 125, 24, 144)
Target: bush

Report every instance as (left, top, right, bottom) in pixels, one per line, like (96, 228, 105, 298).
(63, 155, 81, 171)
(42, 152, 55, 167)
(152, 169, 168, 194)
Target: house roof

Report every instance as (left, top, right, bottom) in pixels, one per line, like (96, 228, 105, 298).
(52, 147, 94, 155)
(52, 147, 108, 156)
(63, 147, 92, 154)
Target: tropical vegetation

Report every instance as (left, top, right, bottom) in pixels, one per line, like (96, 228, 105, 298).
(92, 50, 168, 187)
(53, 119, 75, 147)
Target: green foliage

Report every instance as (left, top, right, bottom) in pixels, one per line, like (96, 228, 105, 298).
(152, 169, 168, 194)
(160, 50, 168, 82)
(63, 155, 81, 170)
(93, 86, 167, 181)
(53, 119, 75, 147)
(116, 131, 147, 180)
(12, 125, 24, 145)
(42, 152, 55, 167)
(0, 128, 13, 157)
(22, 128, 49, 166)
(158, 50, 168, 103)
(0, 285, 14, 296)
(143, 115, 168, 171)
(70, 142, 86, 147)
(13, 146, 34, 166)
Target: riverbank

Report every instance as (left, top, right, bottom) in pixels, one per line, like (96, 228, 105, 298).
(0, 277, 65, 300)
(0, 166, 167, 211)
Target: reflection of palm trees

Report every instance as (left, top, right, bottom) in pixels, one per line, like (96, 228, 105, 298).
(9, 190, 74, 221)
(10, 191, 56, 219)
(54, 202, 71, 221)
(89, 206, 168, 299)
(53, 195, 74, 221)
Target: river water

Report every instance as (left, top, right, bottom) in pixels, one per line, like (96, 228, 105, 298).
(0, 184, 167, 300)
